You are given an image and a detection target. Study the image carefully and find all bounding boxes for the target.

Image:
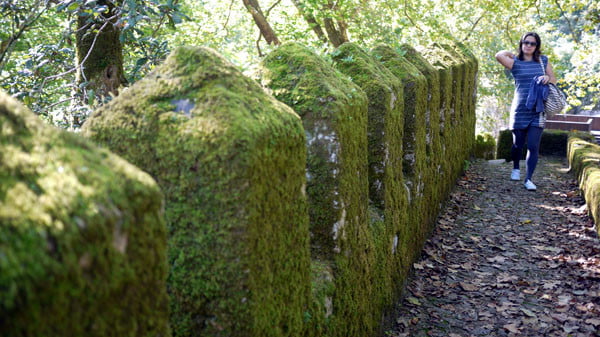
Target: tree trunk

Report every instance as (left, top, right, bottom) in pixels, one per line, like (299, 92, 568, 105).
(323, 17, 349, 47)
(322, 0, 349, 47)
(75, 0, 127, 101)
(290, 0, 328, 44)
(242, 0, 281, 45)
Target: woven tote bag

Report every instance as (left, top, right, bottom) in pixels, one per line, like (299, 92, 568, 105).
(539, 58, 567, 116)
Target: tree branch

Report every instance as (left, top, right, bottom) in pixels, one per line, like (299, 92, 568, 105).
(290, 0, 328, 43)
(552, 0, 579, 43)
(242, 0, 281, 45)
(462, 12, 486, 42)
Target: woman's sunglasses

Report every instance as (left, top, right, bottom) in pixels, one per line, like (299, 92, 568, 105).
(522, 41, 537, 47)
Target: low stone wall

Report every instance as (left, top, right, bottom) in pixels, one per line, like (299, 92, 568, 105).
(261, 42, 477, 336)
(568, 135, 600, 235)
(82, 46, 310, 337)
(0, 91, 169, 337)
(72, 41, 477, 337)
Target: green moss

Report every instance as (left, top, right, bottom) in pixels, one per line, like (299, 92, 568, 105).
(83, 46, 311, 337)
(261, 42, 376, 337)
(370, 44, 425, 273)
(422, 44, 470, 180)
(402, 45, 445, 233)
(0, 91, 169, 337)
(331, 42, 405, 335)
(568, 135, 600, 234)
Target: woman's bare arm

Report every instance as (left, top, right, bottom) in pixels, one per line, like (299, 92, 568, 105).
(495, 50, 515, 69)
(545, 61, 557, 84)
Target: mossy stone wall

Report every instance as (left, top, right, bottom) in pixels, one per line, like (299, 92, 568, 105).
(260, 42, 373, 336)
(331, 42, 406, 335)
(9, 41, 478, 337)
(396, 44, 445, 246)
(422, 44, 470, 180)
(568, 135, 600, 234)
(0, 91, 169, 337)
(370, 45, 424, 277)
(82, 46, 311, 337)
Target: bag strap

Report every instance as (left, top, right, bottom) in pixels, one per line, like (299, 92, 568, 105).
(538, 56, 546, 75)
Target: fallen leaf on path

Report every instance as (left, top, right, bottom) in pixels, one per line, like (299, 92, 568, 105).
(520, 308, 536, 318)
(585, 318, 600, 326)
(407, 297, 421, 306)
(460, 282, 478, 291)
(503, 323, 520, 333)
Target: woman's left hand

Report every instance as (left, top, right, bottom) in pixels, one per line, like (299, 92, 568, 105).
(541, 75, 550, 84)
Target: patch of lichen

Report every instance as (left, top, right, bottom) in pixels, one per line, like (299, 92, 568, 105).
(330, 42, 406, 334)
(0, 91, 169, 337)
(82, 46, 311, 337)
(568, 135, 600, 234)
(261, 42, 377, 337)
(400, 45, 444, 231)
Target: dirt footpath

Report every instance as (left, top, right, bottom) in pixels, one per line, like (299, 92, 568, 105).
(383, 156, 600, 337)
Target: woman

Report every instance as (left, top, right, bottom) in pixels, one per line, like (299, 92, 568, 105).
(495, 32, 557, 191)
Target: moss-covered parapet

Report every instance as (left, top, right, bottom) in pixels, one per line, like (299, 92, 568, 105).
(397, 44, 445, 233)
(331, 42, 405, 334)
(261, 42, 368, 258)
(261, 42, 374, 337)
(82, 46, 311, 337)
(446, 41, 478, 156)
(0, 91, 168, 337)
(370, 44, 423, 276)
(568, 135, 600, 234)
(421, 43, 475, 181)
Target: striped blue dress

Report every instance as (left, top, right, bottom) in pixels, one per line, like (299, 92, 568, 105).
(509, 55, 548, 129)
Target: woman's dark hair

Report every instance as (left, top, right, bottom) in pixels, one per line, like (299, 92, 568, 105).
(517, 32, 542, 62)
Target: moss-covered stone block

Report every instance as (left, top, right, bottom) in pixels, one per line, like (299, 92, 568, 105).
(568, 135, 600, 234)
(396, 44, 444, 240)
(0, 91, 168, 337)
(82, 46, 311, 337)
(331, 42, 405, 335)
(423, 43, 478, 182)
(370, 45, 424, 271)
(261, 42, 376, 337)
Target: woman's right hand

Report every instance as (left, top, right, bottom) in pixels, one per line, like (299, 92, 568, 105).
(495, 50, 515, 70)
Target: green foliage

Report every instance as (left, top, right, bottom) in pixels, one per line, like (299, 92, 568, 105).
(0, 0, 185, 129)
(474, 133, 496, 159)
(2, 0, 599, 135)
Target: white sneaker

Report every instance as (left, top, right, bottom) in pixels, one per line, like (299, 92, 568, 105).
(524, 179, 537, 191)
(511, 169, 520, 181)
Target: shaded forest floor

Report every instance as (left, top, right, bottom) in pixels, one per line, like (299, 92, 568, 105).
(383, 156, 600, 337)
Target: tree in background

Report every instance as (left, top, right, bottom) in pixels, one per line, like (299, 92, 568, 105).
(0, 0, 184, 128)
(1, 0, 598, 134)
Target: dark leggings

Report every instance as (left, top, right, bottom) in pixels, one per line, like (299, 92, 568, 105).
(512, 126, 543, 181)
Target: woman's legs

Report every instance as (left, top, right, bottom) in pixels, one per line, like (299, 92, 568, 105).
(511, 129, 527, 169)
(525, 126, 544, 181)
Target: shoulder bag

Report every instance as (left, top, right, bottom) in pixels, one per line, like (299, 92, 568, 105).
(539, 57, 567, 116)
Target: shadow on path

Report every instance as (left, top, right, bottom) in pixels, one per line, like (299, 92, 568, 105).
(383, 156, 600, 337)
